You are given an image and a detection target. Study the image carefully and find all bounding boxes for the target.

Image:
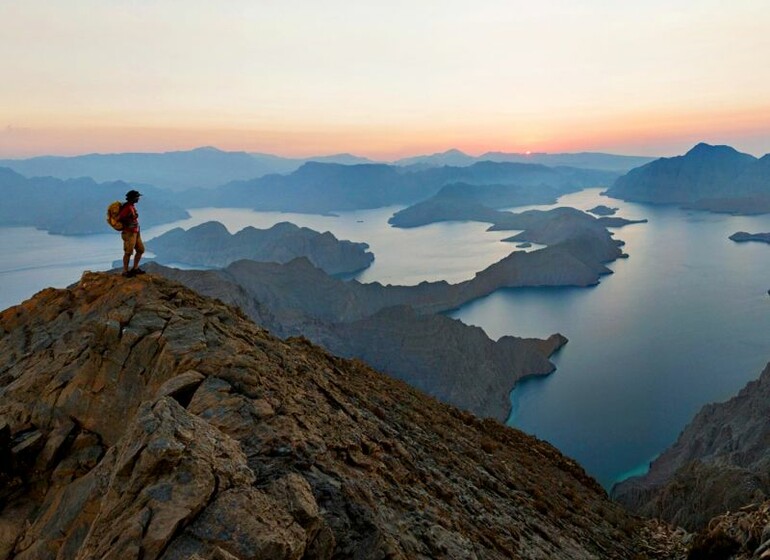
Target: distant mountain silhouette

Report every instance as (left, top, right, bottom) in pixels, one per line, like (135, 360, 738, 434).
(0, 147, 299, 191)
(0, 148, 380, 192)
(301, 152, 376, 165)
(186, 160, 618, 214)
(397, 149, 654, 172)
(0, 167, 188, 234)
(395, 148, 479, 168)
(606, 143, 770, 213)
(1, 147, 650, 192)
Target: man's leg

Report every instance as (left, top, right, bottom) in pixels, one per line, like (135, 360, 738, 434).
(122, 232, 137, 276)
(131, 233, 145, 272)
(121, 231, 134, 274)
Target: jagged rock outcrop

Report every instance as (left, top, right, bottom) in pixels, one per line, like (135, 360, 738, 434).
(147, 221, 374, 275)
(613, 363, 770, 531)
(685, 501, 770, 560)
(1, 271, 671, 558)
(606, 143, 770, 213)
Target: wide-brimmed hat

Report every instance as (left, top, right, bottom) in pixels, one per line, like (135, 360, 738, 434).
(125, 189, 142, 201)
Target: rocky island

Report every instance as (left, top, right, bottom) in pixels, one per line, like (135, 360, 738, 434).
(387, 182, 582, 228)
(389, 189, 645, 232)
(729, 231, 770, 244)
(0, 272, 684, 559)
(588, 205, 619, 216)
(147, 220, 374, 275)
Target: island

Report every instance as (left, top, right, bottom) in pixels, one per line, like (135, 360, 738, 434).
(587, 205, 618, 216)
(389, 184, 645, 231)
(147, 220, 374, 275)
(729, 231, 770, 244)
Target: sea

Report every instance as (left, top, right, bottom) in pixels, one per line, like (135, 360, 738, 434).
(1, 188, 769, 489)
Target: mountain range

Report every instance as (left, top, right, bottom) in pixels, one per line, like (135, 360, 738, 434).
(185, 160, 618, 214)
(0, 146, 650, 192)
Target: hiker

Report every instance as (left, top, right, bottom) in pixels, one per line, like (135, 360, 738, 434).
(118, 190, 145, 277)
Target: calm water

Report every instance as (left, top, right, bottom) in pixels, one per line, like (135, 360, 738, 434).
(451, 189, 770, 488)
(0, 206, 520, 310)
(1, 191, 769, 490)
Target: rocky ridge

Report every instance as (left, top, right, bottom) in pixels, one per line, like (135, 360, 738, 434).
(145, 207, 627, 421)
(613, 363, 770, 531)
(0, 272, 681, 559)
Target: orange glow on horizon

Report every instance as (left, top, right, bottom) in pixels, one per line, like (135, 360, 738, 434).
(2, 103, 770, 160)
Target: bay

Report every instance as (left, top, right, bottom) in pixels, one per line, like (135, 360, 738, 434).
(450, 189, 770, 488)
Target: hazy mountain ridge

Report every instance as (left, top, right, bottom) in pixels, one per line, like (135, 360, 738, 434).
(396, 148, 655, 172)
(0, 146, 640, 193)
(606, 143, 770, 213)
(147, 220, 374, 275)
(0, 271, 683, 559)
(0, 166, 189, 235)
(185, 160, 618, 214)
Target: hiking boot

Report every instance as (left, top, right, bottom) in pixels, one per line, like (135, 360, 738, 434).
(122, 270, 135, 278)
(132, 268, 146, 275)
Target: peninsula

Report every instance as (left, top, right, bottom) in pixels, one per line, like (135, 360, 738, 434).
(147, 207, 628, 421)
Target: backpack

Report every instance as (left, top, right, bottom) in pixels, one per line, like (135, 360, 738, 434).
(106, 201, 124, 231)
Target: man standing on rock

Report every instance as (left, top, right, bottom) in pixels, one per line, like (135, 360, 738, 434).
(119, 190, 146, 277)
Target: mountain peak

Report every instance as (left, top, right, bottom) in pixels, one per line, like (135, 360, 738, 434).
(684, 142, 742, 158)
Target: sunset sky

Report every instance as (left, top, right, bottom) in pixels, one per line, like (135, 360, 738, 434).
(2, 0, 769, 159)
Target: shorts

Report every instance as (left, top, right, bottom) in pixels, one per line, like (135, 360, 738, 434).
(122, 231, 145, 255)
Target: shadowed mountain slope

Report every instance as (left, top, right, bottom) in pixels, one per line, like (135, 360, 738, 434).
(606, 143, 770, 213)
(613, 363, 770, 532)
(0, 167, 189, 235)
(0, 272, 680, 559)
